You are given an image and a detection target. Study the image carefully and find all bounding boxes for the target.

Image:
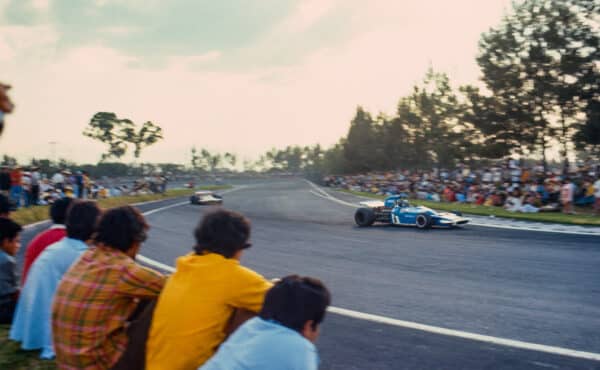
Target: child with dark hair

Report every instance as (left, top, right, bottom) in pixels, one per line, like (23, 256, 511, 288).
(0, 217, 22, 323)
(201, 275, 331, 370)
(147, 208, 273, 370)
(20, 197, 73, 284)
(10, 200, 101, 359)
(52, 206, 165, 370)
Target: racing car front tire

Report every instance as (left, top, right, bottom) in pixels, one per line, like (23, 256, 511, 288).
(415, 213, 432, 229)
(355, 208, 376, 227)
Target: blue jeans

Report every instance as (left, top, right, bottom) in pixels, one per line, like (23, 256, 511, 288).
(10, 185, 22, 208)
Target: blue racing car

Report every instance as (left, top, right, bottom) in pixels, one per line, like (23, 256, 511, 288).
(354, 195, 469, 229)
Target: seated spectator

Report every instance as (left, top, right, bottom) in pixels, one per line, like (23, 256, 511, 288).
(0, 166, 11, 195)
(0, 193, 15, 218)
(443, 186, 455, 202)
(146, 209, 273, 370)
(20, 197, 73, 284)
(52, 206, 166, 370)
(504, 191, 523, 212)
(595, 176, 600, 216)
(9, 166, 23, 208)
(200, 275, 331, 370)
(560, 178, 575, 214)
(520, 193, 540, 213)
(0, 217, 22, 323)
(10, 200, 101, 359)
(575, 180, 595, 206)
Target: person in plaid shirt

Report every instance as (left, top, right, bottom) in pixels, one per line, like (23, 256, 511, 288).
(52, 206, 166, 370)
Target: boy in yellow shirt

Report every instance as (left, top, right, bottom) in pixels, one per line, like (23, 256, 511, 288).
(146, 209, 272, 370)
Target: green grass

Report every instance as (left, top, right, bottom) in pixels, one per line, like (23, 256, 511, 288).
(0, 325, 56, 370)
(339, 189, 600, 226)
(11, 185, 232, 226)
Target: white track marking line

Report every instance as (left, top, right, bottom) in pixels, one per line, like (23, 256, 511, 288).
(327, 307, 600, 362)
(23, 219, 53, 230)
(467, 221, 600, 236)
(135, 254, 600, 362)
(142, 201, 190, 216)
(305, 180, 600, 236)
(309, 190, 357, 208)
(136, 255, 176, 272)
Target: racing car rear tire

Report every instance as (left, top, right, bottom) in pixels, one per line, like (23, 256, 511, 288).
(355, 208, 376, 227)
(415, 213, 432, 229)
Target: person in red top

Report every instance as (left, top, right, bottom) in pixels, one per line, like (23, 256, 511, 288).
(9, 166, 23, 208)
(21, 198, 73, 284)
(443, 185, 456, 202)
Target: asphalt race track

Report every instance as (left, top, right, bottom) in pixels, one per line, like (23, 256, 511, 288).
(20, 180, 600, 369)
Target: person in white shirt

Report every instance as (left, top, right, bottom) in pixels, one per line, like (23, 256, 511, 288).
(504, 192, 523, 212)
(560, 178, 575, 214)
(30, 167, 41, 206)
(200, 276, 330, 370)
(482, 169, 492, 183)
(52, 172, 65, 191)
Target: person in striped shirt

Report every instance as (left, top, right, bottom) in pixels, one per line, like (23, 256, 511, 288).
(52, 206, 166, 370)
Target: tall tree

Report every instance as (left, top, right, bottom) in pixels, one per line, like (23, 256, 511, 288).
(120, 120, 163, 159)
(200, 149, 221, 172)
(395, 69, 467, 169)
(460, 85, 534, 159)
(83, 112, 129, 160)
(83, 112, 163, 161)
(343, 106, 384, 173)
(223, 152, 237, 170)
(190, 147, 200, 170)
(574, 99, 600, 158)
(477, 0, 599, 168)
(1, 155, 17, 166)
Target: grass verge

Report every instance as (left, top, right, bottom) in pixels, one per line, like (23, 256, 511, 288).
(11, 186, 232, 226)
(338, 189, 600, 226)
(0, 325, 56, 370)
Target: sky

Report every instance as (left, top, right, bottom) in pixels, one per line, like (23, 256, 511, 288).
(0, 0, 512, 165)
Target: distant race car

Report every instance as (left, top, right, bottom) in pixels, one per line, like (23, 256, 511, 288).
(190, 190, 223, 205)
(354, 195, 469, 229)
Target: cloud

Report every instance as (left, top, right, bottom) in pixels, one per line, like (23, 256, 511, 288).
(281, 0, 339, 33)
(0, 24, 59, 62)
(30, 0, 49, 11)
(0, 0, 514, 165)
(2, 0, 297, 66)
(170, 51, 222, 70)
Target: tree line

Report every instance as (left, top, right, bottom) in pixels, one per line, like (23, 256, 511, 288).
(258, 0, 599, 175)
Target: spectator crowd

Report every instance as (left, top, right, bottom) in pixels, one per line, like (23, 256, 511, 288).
(0, 197, 329, 370)
(0, 165, 169, 209)
(324, 159, 600, 214)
